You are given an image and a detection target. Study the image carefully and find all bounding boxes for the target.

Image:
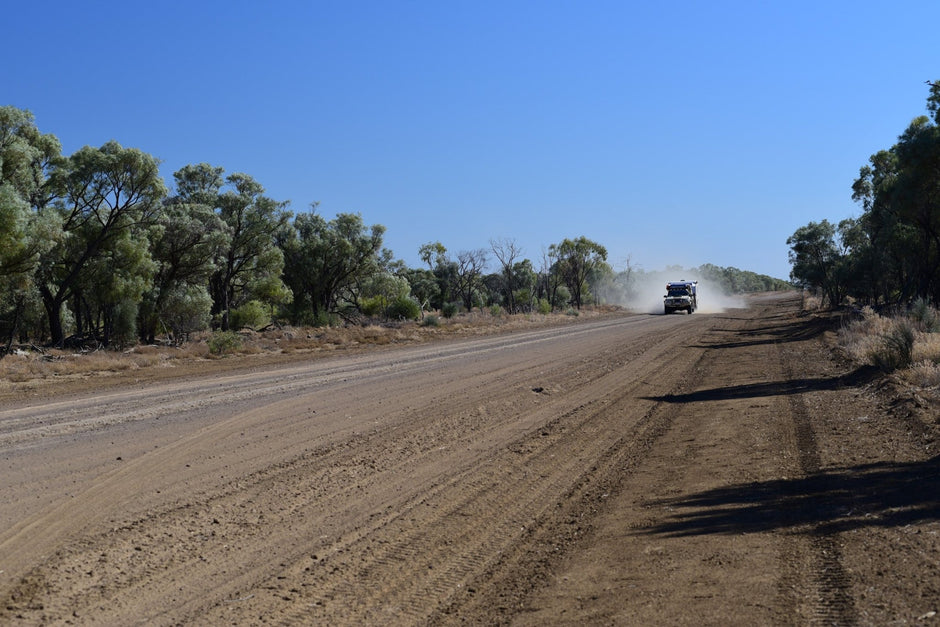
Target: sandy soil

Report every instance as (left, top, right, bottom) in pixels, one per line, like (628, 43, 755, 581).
(1, 293, 937, 625)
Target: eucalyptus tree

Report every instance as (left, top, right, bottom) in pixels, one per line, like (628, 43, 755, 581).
(419, 241, 449, 309)
(786, 220, 847, 307)
(36, 141, 165, 346)
(490, 238, 522, 313)
(452, 249, 488, 312)
(138, 164, 232, 342)
(280, 208, 385, 324)
(549, 236, 608, 309)
(0, 106, 62, 352)
(209, 172, 292, 330)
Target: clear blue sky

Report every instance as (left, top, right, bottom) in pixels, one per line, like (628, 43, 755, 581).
(5, 1, 938, 280)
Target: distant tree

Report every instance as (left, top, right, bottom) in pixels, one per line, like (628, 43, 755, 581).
(209, 172, 292, 330)
(280, 208, 385, 324)
(402, 267, 437, 311)
(452, 249, 488, 312)
(490, 238, 522, 313)
(787, 220, 847, 307)
(536, 246, 565, 311)
(419, 241, 448, 309)
(586, 260, 616, 305)
(549, 236, 608, 309)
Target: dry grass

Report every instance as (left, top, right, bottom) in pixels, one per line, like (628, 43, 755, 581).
(0, 308, 606, 386)
(839, 305, 940, 390)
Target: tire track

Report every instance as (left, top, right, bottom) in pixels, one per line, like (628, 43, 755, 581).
(778, 341, 858, 625)
(0, 313, 711, 624)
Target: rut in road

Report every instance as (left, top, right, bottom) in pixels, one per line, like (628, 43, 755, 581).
(777, 341, 858, 625)
(0, 312, 714, 624)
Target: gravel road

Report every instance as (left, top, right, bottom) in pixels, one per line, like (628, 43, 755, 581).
(2, 293, 937, 625)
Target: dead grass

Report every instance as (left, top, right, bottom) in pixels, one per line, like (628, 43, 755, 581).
(839, 305, 940, 391)
(0, 308, 608, 387)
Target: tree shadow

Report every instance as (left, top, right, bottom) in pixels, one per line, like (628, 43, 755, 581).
(638, 455, 940, 537)
(693, 316, 835, 350)
(643, 366, 880, 403)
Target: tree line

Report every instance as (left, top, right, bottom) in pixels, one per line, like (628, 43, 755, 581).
(788, 82, 940, 308)
(1, 105, 786, 355)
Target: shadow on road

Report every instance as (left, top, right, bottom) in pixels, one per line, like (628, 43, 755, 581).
(638, 455, 940, 537)
(642, 366, 881, 403)
(693, 315, 835, 350)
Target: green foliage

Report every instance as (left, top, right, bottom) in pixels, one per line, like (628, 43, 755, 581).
(549, 236, 607, 309)
(208, 170, 291, 331)
(359, 296, 385, 317)
(553, 285, 571, 309)
(422, 314, 440, 327)
(281, 209, 385, 323)
(489, 304, 503, 317)
(109, 300, 139, 348)
(386, 295, 421, 321)
(37, 140, 166, 346)
(208, 330, 242, 355)
(787, 220, 845, 307)
(799, 81, 940, 308)
(441, 302, 458, 318)
(230, 299, 269, 330)
(537, 298, 552, 314)
(159, 285, 212, 340)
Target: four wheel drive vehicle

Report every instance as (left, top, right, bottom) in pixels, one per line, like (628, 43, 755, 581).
(664, 281, 697, 314)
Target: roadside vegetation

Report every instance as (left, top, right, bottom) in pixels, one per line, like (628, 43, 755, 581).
(789, 81, 940, 395)
(788, 81, 940, 311)
(838, 299, 940, 388)
(0, 306, 617, 394)
(0, 105, 789, 360)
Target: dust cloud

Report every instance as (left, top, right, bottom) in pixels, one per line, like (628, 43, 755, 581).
(619, 271, 747, 315)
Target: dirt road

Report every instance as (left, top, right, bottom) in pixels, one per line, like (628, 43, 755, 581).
(1, 293, 938, 625)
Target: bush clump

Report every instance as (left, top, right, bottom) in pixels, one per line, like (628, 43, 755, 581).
(230, 300, 270, 330)
(870, 319, 916, 372)
(386, 296, 421, 321)
(208, 330, 242, 355)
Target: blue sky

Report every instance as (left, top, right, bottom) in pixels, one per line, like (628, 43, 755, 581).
(5, 1, 939, 280)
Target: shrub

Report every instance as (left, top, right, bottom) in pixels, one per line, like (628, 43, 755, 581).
(537, 298, 552, 315)
(871, 319, 916, 371)
(359, 296, 385, 317)
(230, 300, 269, 330)
(386, 296, 421, 321)
(489, 304, 503, 317)
(110, 300, 139, 348)
(208, 330, 242, 355)
(422, 314, 440, 327)
(161, 285, 212, 340)
(441, 302, 458, 319)
(907, 360, 940, 388)
(910, 298, 940, 333)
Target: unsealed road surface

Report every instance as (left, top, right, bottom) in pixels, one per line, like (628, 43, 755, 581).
(2, 293, 938, 625)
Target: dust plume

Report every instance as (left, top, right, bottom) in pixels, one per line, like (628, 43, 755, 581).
(619, 270, 747, 315)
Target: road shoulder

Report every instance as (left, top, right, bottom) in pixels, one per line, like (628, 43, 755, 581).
(513, 295, 940, 625)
